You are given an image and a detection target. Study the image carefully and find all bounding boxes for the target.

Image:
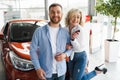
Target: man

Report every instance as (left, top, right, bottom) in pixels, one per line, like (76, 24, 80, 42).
(30, 3, 72, 80)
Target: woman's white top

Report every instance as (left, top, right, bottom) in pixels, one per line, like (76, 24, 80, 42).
(70, 25, 86, 60)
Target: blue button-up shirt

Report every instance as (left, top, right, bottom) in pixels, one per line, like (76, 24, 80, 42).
(30, 24, 72, 78)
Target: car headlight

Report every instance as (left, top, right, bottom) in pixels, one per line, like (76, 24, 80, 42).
(9, 51, 34, 71)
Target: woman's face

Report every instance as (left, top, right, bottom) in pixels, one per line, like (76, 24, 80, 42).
(69, 12, 81, 27)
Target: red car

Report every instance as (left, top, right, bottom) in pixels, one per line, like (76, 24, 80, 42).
(0, 19, 47, 80)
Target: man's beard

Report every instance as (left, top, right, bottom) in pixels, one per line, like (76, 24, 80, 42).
(50, 16, 61, 24)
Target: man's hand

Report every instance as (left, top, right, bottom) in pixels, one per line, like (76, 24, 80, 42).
(36, 68, 46, 80)
(55, 53, 67, 61)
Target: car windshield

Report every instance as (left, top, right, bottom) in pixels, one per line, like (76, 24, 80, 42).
(10, 21, 46, 42)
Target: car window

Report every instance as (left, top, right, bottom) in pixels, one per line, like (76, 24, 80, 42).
(10, 22, 39, 42)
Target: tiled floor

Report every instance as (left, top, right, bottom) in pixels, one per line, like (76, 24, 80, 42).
(89, 47, 120, 80)
(0, 55, 6, 80)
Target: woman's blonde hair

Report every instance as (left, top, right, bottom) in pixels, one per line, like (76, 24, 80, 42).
(65, 8, 83, 27)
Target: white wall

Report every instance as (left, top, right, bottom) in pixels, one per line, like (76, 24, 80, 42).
(0, 10, 4, 30)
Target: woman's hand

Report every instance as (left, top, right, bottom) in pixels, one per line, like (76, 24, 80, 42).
(71, 30, 80, 40)
(55, 53, 67, 61)
(66, 44, 72, 50)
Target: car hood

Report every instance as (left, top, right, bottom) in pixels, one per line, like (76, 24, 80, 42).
(10, 42, 31, 60)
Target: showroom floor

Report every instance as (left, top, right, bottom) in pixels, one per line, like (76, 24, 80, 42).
(89, 47, 120, 80)
(0, 55, 6, 80)
(0, 47, 120, 80)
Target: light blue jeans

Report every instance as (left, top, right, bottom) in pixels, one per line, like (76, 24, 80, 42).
(46, 74, 65, 80)
(68, 51, 96, 80)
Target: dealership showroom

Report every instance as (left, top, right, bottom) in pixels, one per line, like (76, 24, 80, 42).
(0, 0, 120, 80)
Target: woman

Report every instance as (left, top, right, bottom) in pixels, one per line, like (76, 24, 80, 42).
(65, 8, 107, 80)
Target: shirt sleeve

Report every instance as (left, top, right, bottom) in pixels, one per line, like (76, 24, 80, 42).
(63, 30, 73, 57)
(30, 28, 41, 70)
(71, 39, 81, 51)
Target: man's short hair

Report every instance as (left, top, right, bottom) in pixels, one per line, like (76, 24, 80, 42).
(49, 3, 62, 10)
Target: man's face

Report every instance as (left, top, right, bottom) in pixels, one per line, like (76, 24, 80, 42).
(49, 6, 63, 24)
